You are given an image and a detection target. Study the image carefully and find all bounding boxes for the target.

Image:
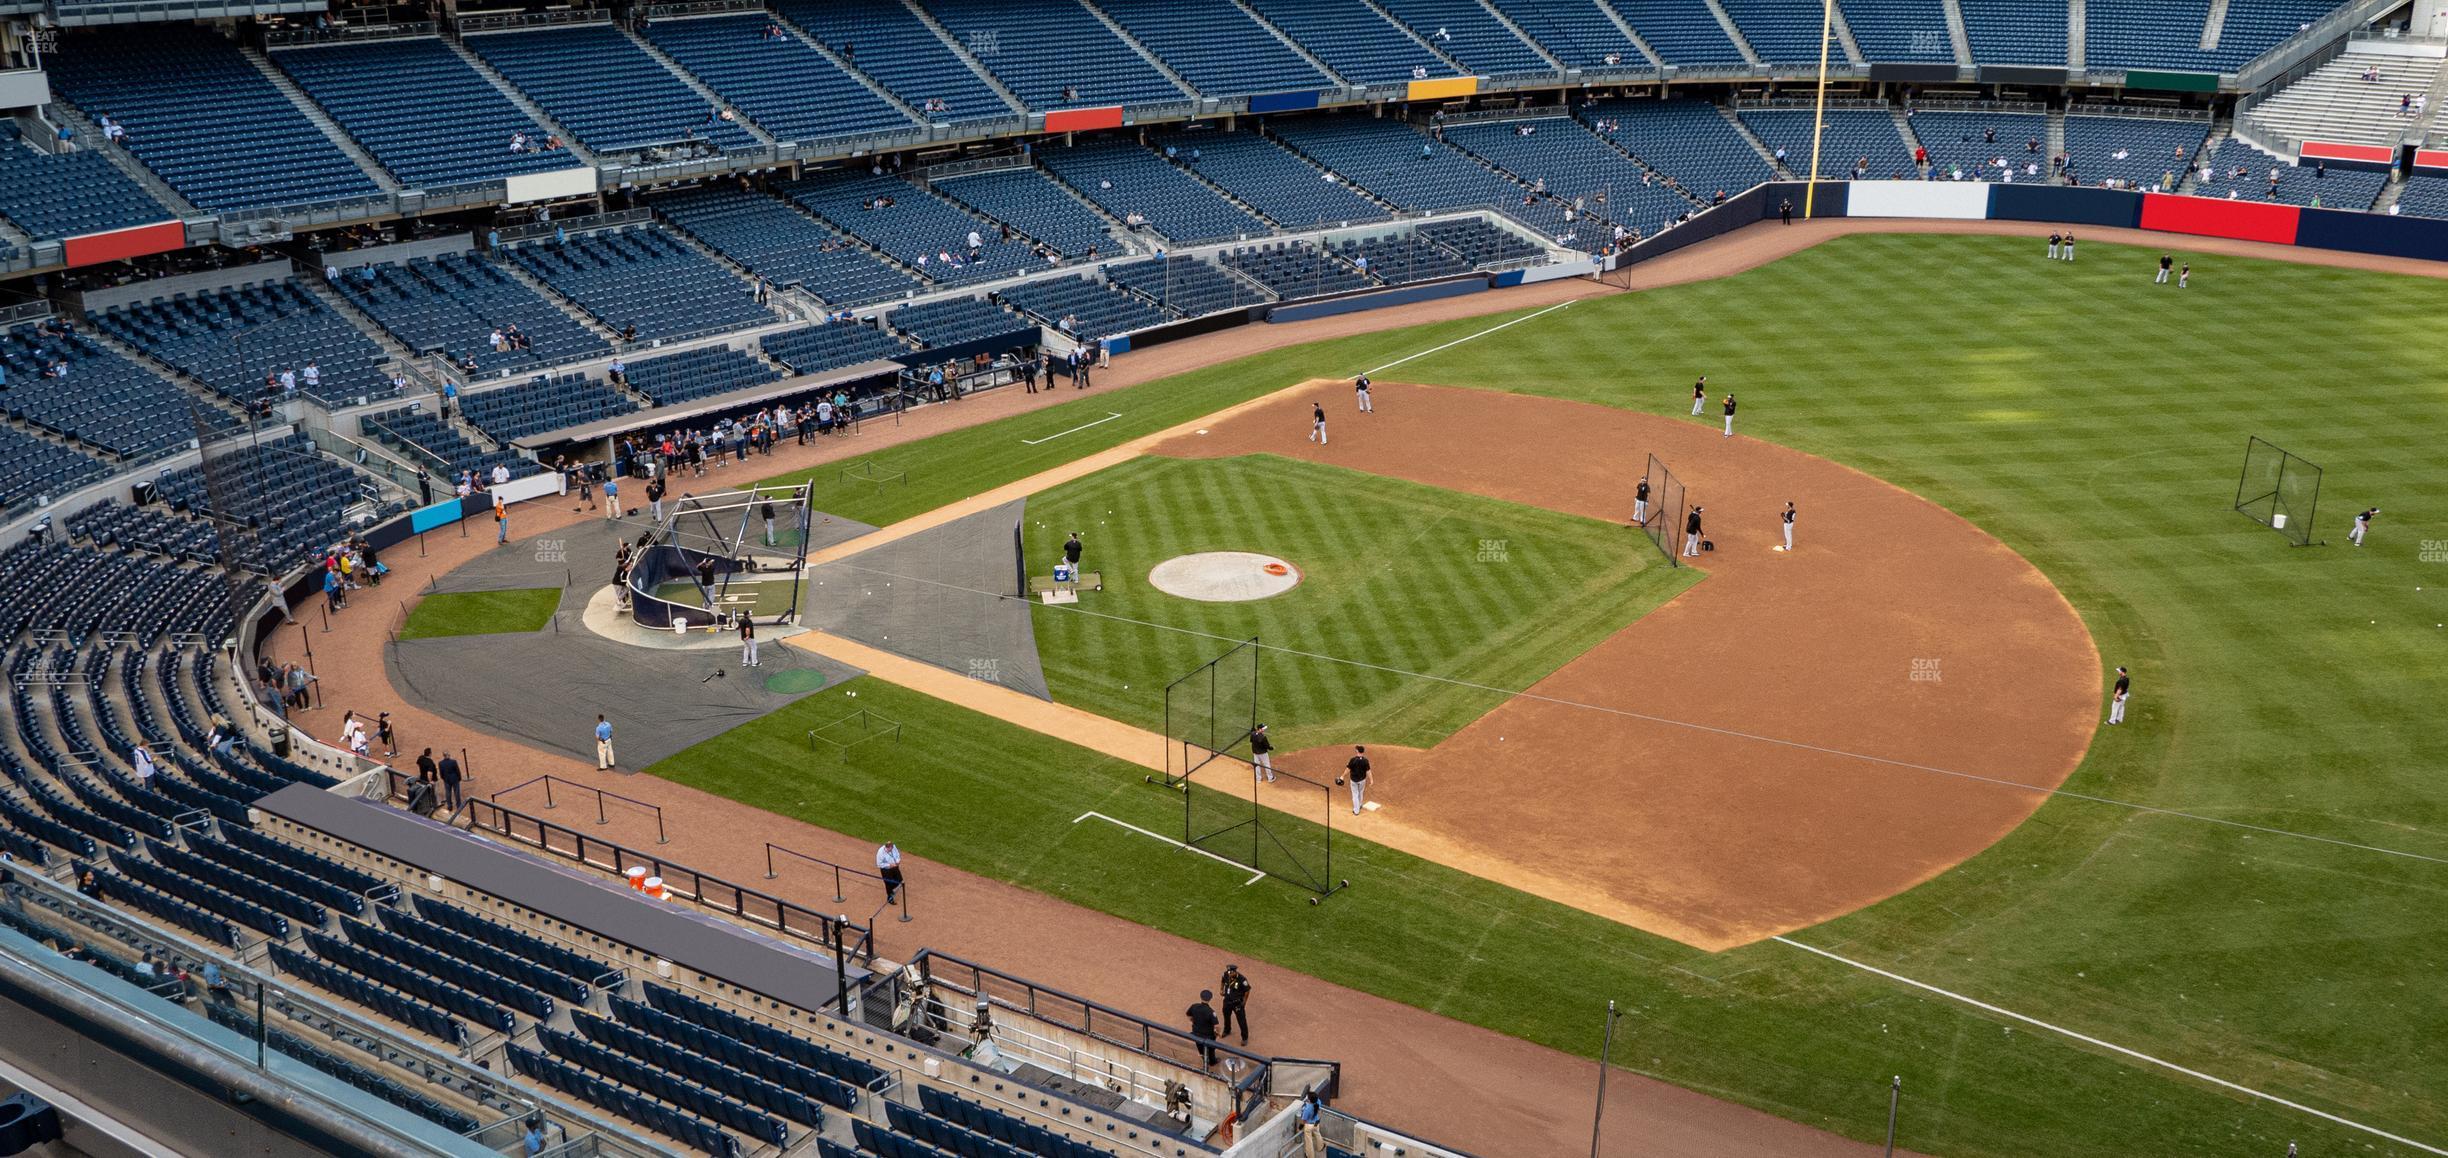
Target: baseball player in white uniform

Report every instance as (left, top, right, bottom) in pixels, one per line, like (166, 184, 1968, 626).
(1690, 377, 1707, 415)
(1354, 375, 1373, 412)
(1781, 502, 1795, 551)
(1308, 402, 1327, 444)
(1633, 478, 1650, 526)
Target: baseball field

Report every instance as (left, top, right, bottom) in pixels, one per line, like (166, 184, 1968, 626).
(636, 231, 2447, 1157)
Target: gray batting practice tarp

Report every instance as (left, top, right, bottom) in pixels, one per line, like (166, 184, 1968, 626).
(802, 498, 1051, 701)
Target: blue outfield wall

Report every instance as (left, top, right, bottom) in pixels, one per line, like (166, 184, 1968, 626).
(2292, 205, 2448, 261)
(1986, 184, 2143, 229)
(1264, 276, 1486, 323)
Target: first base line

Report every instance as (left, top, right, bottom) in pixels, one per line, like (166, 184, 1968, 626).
(1074, 811, 1266, 886)
(1773, 936, 2448, 1156)
(1022, 412, 1125, 445)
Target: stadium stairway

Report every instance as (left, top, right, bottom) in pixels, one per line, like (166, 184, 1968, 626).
(296, 276, 422, 372)
(439, 36, 598, 167)
(36, 104, 203, 220)
(1227, 0, 1365, 87)
(1075, 0, 1209, 101)
(1892, 103, 1927, 166)
(886, 0, 1034, 115)
(0, 215, 30, 259)
(2069, 0, 2087, 70)
(486, 253, 628, 346)
(621, 24, 780, 149)
(237, 45, 401, 195)
(769, 18, 930, 127)
(1478, 3, 1568, 71)
(1938, 0, 1975, 65)
(1719, 105, 1788, 176)
(1700, 0, 1765, 66)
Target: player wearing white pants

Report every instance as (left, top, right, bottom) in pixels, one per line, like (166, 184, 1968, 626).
(739, 616, 760, 667)
(1343, 746, 1371, 815)
(1682, 507, 1704, 557)
(2107, 667, 2130, 724)
(2156, 255, 2172, 283)
(1633, 478, 1649, 526)
(2351, 507, 2377, 546)
(1721, 394, 1736, 438)
(1250, 724, 1275, 783)
(1308, 403, 1327, 444)
(1690, 377, 1707, 415)
(1354, 375, 1373, 412)
(1781, 502, 1795, 551)
(2062, 232, 2076, 261)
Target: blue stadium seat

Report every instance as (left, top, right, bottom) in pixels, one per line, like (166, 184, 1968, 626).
(1243, 0, 1457, 85)
(1718, 0, 1834, 65)
(465, 24, 759, 154)
(995, 277, 1171, 342)
(761, 322, 911, 373)
(503, 227, 774, 340)
(0, 321, 211, 459)
(1219, 241, 1374, 297)
(459, 375, 640, 443)
(2062, 114, 2212, 190)
(271, 38, 570, 188)
(0, 427, 110, 511)
(1443, 117, 1697, 242)
(0, 128, 174, 241)
(2392, 174, 2448, 219)
(1039, 139, 1271, 245)
(333, 252, 607, 376)
(94, 281, 398, 408)
(1149, 127, 1389, 230)
(1611, 0, 1746, 66)
(1096, 0, 1332, 97)
(932, 168, 1117, 259)
(1904, 109, 2051, 176)
(1414, 217, 1547, 266)
(920, 0, 1188, 110)
(642, 15, 913, 145)
(361, 407, 535, 484)
(1104, 256, 1271, 317)
(881, 297, 1031, 349)
(1373, 0, 1552, 77)
(1957, 0, 2067, 65)
(1487, 0, 1644, 69)
(1584, 99, 1773, 204)
(777, 0, 1015, 124)
(2198, 138, 2386, 209)
(153, 433, 395, 573)
(654, 186, 923, 307)
(46, 25, 381, 212)
(782, 171, 1040, 284)
(621, 346, 782, 406)
(1738, 108, 1914, 178)
(1839, 0, 1957, 63)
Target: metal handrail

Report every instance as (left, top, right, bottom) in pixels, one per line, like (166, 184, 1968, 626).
(762, 842, 907, 922)
(488, 774, 667, 844)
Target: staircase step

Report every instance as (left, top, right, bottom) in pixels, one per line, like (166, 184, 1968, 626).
(41, 101, 204, 219)
(893, 0, 1032, 115)
(240, 45, 401, 194)
(443, 34, 600, 166)
(621, 25, 778, 147)
(1075, 0, 1203, 101)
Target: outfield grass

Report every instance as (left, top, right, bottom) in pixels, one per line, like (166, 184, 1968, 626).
(397, 587, 560, 639)
(666, 232, 2448, 1155)
(1025, 455, 1694, 751)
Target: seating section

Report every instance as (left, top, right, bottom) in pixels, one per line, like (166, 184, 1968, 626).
(1718, 0, 1831, 64)
(271, 39, 567, 188)
(1489, 0, 1643, 68)
(459, 376, 640, 442)
(1040, 139, 1271, 245)
(271, 944, 465, 1045)
(1270, 118, 1568, 241)
(46, 25, 382, 212)
(333, 253, 607, 377)
(762, 321, 911, 373)
(155, 434, 394, 572)
(509, 1044, 739, 1158)
(621, 347, 783, 406)
(1957, 0, 2067, 65)
(504, 228, 774, 340)
(783, 172, 1039, 284)
(655, 186, 921, 307)
(539, 1027, 786, 1146)
(1905, 110, 2051, 175)
(882, 297, 1032, 348)
(0, 127, 173, 241)
(1244, 0, 1455, 85)
(2197, 138, 2386, 209)
(1152, 128, 1388, 231)
(995, 277, 1172, 341)
(361, 408, 534, 483)
(1739, 108, 1914, 178)
(1374, 0, 1552, 77)
(2395, 175, 2448, 219)
(1105, 256, 1271, 317)
(96, 281, 396, 409)
(1840, 0, 1956, 63)
(1, 321, 212, 458)
(2245, 50, 2443, 148)
(71, 500, 219, 564)
(778, 0, 1013, 123)
(2214, 0, 2343, 69)
(933, 168, 1116, 259)
(921, 0, 1187, 109)
(0, 549, 233, 640)
(1449, 117, 1700, 228)
(1220, 242, 1373, 297)
(1612, 0, 1746, 66)
(2062, 114, 2211, 189)
(573, 1009, 837, 1122)
(0, 427, 109, 510)
(1583, 100, 1772, 206)
(202, 1005, 481, 1135)
(643, 15, 913, 145)
(1416, 217, 1546, 266)
(2082, 0, 2327, 72)
(465, 25, 758, 154)
(1097, 0, 1331, 97)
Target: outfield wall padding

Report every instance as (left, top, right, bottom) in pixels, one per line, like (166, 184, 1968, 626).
(1612, 182, 1788, 271)
(2138, 193, 2301, 244)
(1264, 276, 1484, 323)
(1987, 184, 2144, 229)
(1849, 180, 1990, 219)
(2292, 204, 2448, 261)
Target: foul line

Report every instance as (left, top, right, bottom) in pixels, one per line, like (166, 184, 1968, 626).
(1774, 936, 2448, 1156)
(1021, 412, 1125, 446)
(1073, 811, 1266, 886)
(815, 557, 2448, 869)
(1362, 300, 1577, 376)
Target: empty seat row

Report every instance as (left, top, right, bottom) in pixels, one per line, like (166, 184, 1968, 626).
(655, 185, 924, 307)
(761, 322, 912, 374)
(504, 227, 775, 340)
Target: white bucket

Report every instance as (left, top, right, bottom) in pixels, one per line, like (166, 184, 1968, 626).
(2271, 513, 2288, 529)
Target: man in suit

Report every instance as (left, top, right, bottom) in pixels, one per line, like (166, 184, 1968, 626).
(436, 751, 464, 811)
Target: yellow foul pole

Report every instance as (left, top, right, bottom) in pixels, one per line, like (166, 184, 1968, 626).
(1803, 0, 1836, 218)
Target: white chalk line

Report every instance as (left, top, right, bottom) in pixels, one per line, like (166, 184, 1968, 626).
(1773, 936, 2448, 1156)
(1021, 411, 1125, 445)
(1362, 300, 1578, 376)
(1073, 811, 1265, 886)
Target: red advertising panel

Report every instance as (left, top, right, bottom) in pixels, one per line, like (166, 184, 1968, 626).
(2413, 148, 2448, 172)
(2298, 140, 2394, 165)
(1043, 106, 1125, 133)
(62, 220, 186, 268)
(2138, 193, 2300, 245)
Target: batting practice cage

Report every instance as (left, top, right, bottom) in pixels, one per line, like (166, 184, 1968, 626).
(1637, 453, 1689, 567)
(1158, 638, 1348, 899)
(2233, 437, 2324, 546)
(626, 483, 814, 630)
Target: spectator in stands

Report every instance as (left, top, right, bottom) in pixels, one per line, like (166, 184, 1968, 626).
(491, 463, 511, 488)
(1188, 991, 1221, 1069)
(621, 324, 638, 343)
(130, 742, 157, 789)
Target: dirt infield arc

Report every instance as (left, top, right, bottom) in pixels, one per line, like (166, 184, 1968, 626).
(1155, 381, 2101, 950)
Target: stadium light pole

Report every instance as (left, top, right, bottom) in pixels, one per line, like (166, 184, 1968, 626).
(1589, 999, 1617, 1158)
(1802, 0, 1837, 218)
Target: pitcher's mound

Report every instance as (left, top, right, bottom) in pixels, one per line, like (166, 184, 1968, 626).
(1148, 552, 1302, 602)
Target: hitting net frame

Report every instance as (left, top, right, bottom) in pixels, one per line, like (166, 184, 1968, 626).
(1160, 637, 1259, 786)
(2232, 436, 2323, 547)
(1636, 453, 1688, 568)
(627, 482, 814, 627)
(1180, 756, 1347, 899)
